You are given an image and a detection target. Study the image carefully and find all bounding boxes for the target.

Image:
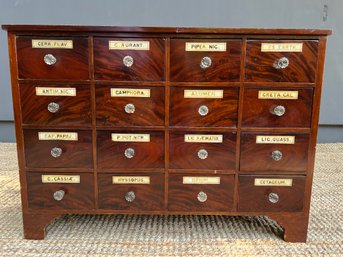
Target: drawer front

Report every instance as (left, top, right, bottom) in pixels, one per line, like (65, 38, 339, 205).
(16, 36, 89, 80)
(170, 39, 241, 82)
(96, 85, 165, 126)
(98, 173, 164, 210)
(240, 133, 310, 172)
(168, 173, 234, 211)
(20, 84, 91, 126)
(238, 175, 305, 212)
(245, 40, 318, 82)
(169, 132, 236, 170)
(94, 38, 165, 81)
(27, 173, 94, 209)
(24, 130, 93, 168)
(169, 87, 238, 127)
(242, 88, 313, 128)
(97, 131, 165, 169)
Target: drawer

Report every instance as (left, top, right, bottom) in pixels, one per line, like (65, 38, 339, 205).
(170, 39, 241, 82)
(168, 173, 234, 211)
(97, 131, 165, 169)
(240, 133, 310, 172)
(16, 36, 89, 80)
(245, 40, 318, 82)
(96, 85, 165, 126)
(27, 173, 94, 209)
(169, 132, 236, 170)
(98, 173, 164, 210)
(242, 88, 313, 127)
(20, 84, 91, 126)
(169, 87, 238, 127)
(94, 38, 165, 81)
(238, 175, 306, 212)
(24, 130, 93, 168)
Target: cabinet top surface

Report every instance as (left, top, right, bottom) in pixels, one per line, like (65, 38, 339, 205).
(1, 24, 332, 36)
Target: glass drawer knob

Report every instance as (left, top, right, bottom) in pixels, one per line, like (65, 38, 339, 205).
(200, 56, 212, 69)
(198, 105, 209, 116)
(53, 190, 65, 201)
(273, 105, 286, 116)
(124, 148, 135, 159)
(123, 55, 134, 67)
(272, 150, 283, 161)
(125, 191, 136, 202)
(51, 147, 62, 158)
(274, 57, 289, 69)
(197, 191, 208, 202)
(47, 102, 60, 113)
(44, 54, 57, 65)
(268, 192, 279, 203)
(124, 103, 135, 114)
(197, 149, 208, 160)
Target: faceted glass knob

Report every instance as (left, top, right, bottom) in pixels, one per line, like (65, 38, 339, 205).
(47, 102, 60, 113)
(51, 147, 62, 158)
(124, 148, 135, 159)
(197, 191, 208, 202)
(198, 105, 209, 116)
(268, 192, 279, 203)
(125, 191, 136, 202)
(274, 57, 289, 69)
(200, 56, 212, 69)
(272, 150, 283, 161)
(124, 103, 135, 114)
(123, 55, 134, 67)
(197, 149, 208, 160)
(44, 54, 57, 65)
(53, 190, 65, 201)
(273, 105, 286, 116)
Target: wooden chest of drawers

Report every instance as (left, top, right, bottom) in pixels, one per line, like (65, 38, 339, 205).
(2, 25, 332, 242)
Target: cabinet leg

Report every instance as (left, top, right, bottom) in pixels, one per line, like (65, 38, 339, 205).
(268, 213, 309, 242)
(22, 212, 61, 240)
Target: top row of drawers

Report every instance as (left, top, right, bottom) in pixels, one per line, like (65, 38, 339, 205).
(16, 37, 319, 82)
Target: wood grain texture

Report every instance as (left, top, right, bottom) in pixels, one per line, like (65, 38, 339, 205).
(24, 129, 93, 168)
(169, 87, 238, 127)
(16, 36, 89, 80)
(245, 40, 318, 82)
(20, 83, 92, 126)
(169, 131, 236, 170)
(238, 175, 306, 212)
(94, 37, 165, 81)
(27, 172, 94, 210)
(97, 130, 165, 169)
(242, 87, 313, 127)
(96, 85, 165, 126)
(98, 173, 164, 210)
(168, 173, 234, 211)
(240, 132, 310, 172)
(170, 39, 241, 82)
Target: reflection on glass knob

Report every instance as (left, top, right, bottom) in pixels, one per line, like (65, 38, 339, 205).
(273, 105, 286, 116)
(200, 56, 212, 69)
(44, 54, 57, 65)
(125, 191, 136, 202)
(124, 103, 135, 114)
(197, 149, 208, 160)
(273, 57, 289, 69)
(124, 148, 135, 159)
(47, 102, 60, 113)
(198, 105, 209, 116)
(123, 55, 134, 67)
(272, 150, 283, 161)
(268, 192, 279, 203)
(51, 147, 62, 158)
(197, 191, 208, 202)
(53, 190, 65, 201)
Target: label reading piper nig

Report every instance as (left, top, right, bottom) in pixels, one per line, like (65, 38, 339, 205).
(41, 175, 80, 184)
(185, 42, 227, 52)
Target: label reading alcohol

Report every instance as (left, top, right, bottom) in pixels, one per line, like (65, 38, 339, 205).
(185, 42, 227, 52)
(35, 87, 76, 96)
(110, 88, 150, 98)
(183, 176, 221, 184)
(258, 90, 298, 100)
(184, 90, 223, 99)
(111, 133, 150, 142)
(261, 43, 303, 52)
(184, 134, 223, 143)
(112, 176, 150, 184)
(254, 178, 293, 187)
(109, 41, 150, 50)
(256, 135, 295, 144)
(38, 132, 78, 141)
(32, 39, 73, 49)
(41, 175, 80, 183)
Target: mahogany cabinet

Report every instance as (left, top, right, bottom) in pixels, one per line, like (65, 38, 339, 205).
(2, 25, 331, 242)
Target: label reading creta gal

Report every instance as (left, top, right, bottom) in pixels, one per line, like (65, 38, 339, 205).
(112, 176, 150, 184)
(256, 136, 295, 144)
(111, 133, 150, 142)
(183, 176, 221, 184)
(41, 175, 80, 183)
(109, 41, 150, 50)
(38, 132, 78, 141)
(258, 90, 298, 100)
(184, 134, 223, 143)
(110, 88, 150, 98)
(32, 39, 73, 49)
(35, 87, 76, 96)
(184, 90, 223, 99)
(185, 42, 226, 52)
(261, 43, 303, 52)
(254, 178, 293, 187)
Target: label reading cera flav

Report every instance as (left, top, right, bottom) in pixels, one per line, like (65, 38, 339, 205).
(32, 39, 73, 49)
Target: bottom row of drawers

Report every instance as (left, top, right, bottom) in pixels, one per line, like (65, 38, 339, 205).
(27, 173, 306, 212)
